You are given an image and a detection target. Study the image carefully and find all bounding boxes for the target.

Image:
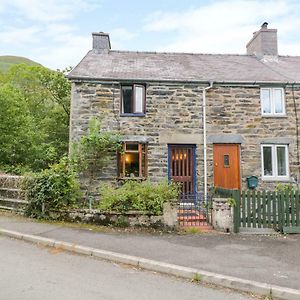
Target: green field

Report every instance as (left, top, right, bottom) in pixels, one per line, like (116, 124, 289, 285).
(0, 55, 41, 72)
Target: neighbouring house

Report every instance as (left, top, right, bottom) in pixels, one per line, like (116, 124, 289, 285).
(68, 23, 300, 199)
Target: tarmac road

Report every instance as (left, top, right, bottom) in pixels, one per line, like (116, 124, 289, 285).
(0, 236, 255, 300)
(0, 213, 299, 290)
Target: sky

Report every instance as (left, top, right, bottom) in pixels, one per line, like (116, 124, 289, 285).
(0, 0, 300, 70)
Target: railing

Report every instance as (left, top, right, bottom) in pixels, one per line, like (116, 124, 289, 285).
(177, 192, 211, 227)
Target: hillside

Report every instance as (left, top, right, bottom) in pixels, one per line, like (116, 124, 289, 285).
(0, 55, 41, 72)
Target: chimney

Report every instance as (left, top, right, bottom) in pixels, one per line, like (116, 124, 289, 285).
(92, 32, 111, 53)
(246, 22, 278, 58)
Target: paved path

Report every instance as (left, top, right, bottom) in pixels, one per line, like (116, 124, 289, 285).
(1, 212, 299, 290)
(0, 236, 254, 300)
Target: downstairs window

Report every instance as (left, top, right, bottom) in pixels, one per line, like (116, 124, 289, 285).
(261, 144, 289, 180)
(118, 143, 147, 178)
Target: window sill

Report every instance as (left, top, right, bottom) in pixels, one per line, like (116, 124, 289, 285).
(261, 114, 287, 118)
(117, 177, 147, 181)
(261, 177, 290, 182)
(120, 113, 145, 117)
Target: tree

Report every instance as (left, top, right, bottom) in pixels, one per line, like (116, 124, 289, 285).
(0, 84, 36, 168)
(71, 118, 122, 207)
(72, 118, 122, 180)
(0, 64, 71, 172)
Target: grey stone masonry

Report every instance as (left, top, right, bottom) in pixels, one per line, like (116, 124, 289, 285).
(206, 85, 300, 190)
(92, 32, 111, 52)
(70, 81, 205, 190)
(70, 79, 300, 192)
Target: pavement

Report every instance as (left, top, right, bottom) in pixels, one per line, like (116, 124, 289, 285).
(1, 211, 300, 299)
(0, 236, 253, 300)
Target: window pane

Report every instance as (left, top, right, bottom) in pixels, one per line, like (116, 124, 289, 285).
(135, 86, 144, 113)
(277, 146, 287, 176)
(126, 143, 138, 151)
(274, 89, 283, 114)
(122, 86, 133, 113)
(261, 89, 271, 114)
(224, 155, 229, 167)
(263, 146, 273, 176)
(125, 152, 139, 177)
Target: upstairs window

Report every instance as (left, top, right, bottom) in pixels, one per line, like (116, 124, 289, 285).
(121, 85, 146, 115)
(261, 88, 285, 116)
(261, 144, 289, 180)
(118, 142, 147, 178)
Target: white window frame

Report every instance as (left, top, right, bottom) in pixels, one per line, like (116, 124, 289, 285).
(260, 87, 285, 116)
(261, 144, 289, 181)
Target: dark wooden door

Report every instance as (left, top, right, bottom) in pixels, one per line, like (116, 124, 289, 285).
(169, 145, 195, 194)
(213, 144, 241, 190)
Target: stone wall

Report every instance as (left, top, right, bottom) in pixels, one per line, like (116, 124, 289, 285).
(206, 85, 300, 190)
(50, 202, 178, 229)
(0, 175, 27, 210)
(70, 80, 300, 192)
(70, 81, 205, 190)
(211, 197, 233, 232)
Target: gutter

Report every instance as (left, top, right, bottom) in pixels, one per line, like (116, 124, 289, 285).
(203, 81, 214, 201)
(67, 76, 300, 87)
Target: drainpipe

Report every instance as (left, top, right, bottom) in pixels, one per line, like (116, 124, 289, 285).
(203, 81, 214, 201)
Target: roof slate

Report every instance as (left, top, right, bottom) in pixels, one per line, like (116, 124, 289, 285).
(68, 50, 300, 83)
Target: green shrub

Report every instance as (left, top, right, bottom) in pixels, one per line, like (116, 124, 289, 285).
(275, 183, 295, 193)
(0, 164, 31, 175)
(23, 157, 81, 219)
(98, 180, 180, 215)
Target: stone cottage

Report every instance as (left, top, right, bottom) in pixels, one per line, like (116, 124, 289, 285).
(68, 23, 300, 199)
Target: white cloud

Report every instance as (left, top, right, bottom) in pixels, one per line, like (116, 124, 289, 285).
(110, 27, 138, 49)
(0, 0, 100, 22)
(110, 28, 137, 41)
(0, 0, 100, 68)
(144, 0, 300, 55)
(0, 26, 41, 45)
(35, 35, 91, 69)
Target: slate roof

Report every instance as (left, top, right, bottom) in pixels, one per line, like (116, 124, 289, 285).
(68, 50, 300, 83)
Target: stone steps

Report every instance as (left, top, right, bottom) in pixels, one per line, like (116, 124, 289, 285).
(177, 207, 212, 229)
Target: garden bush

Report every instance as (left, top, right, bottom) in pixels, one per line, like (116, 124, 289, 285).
(23, 157, 81, 218)
(98, 180, 180, 215)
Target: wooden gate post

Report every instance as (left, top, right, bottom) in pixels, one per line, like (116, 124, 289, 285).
(233, 190, 241, 233)
(278, 191, 284, 232)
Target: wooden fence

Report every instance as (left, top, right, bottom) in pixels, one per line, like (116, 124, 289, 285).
(215, 188, 300, 233)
